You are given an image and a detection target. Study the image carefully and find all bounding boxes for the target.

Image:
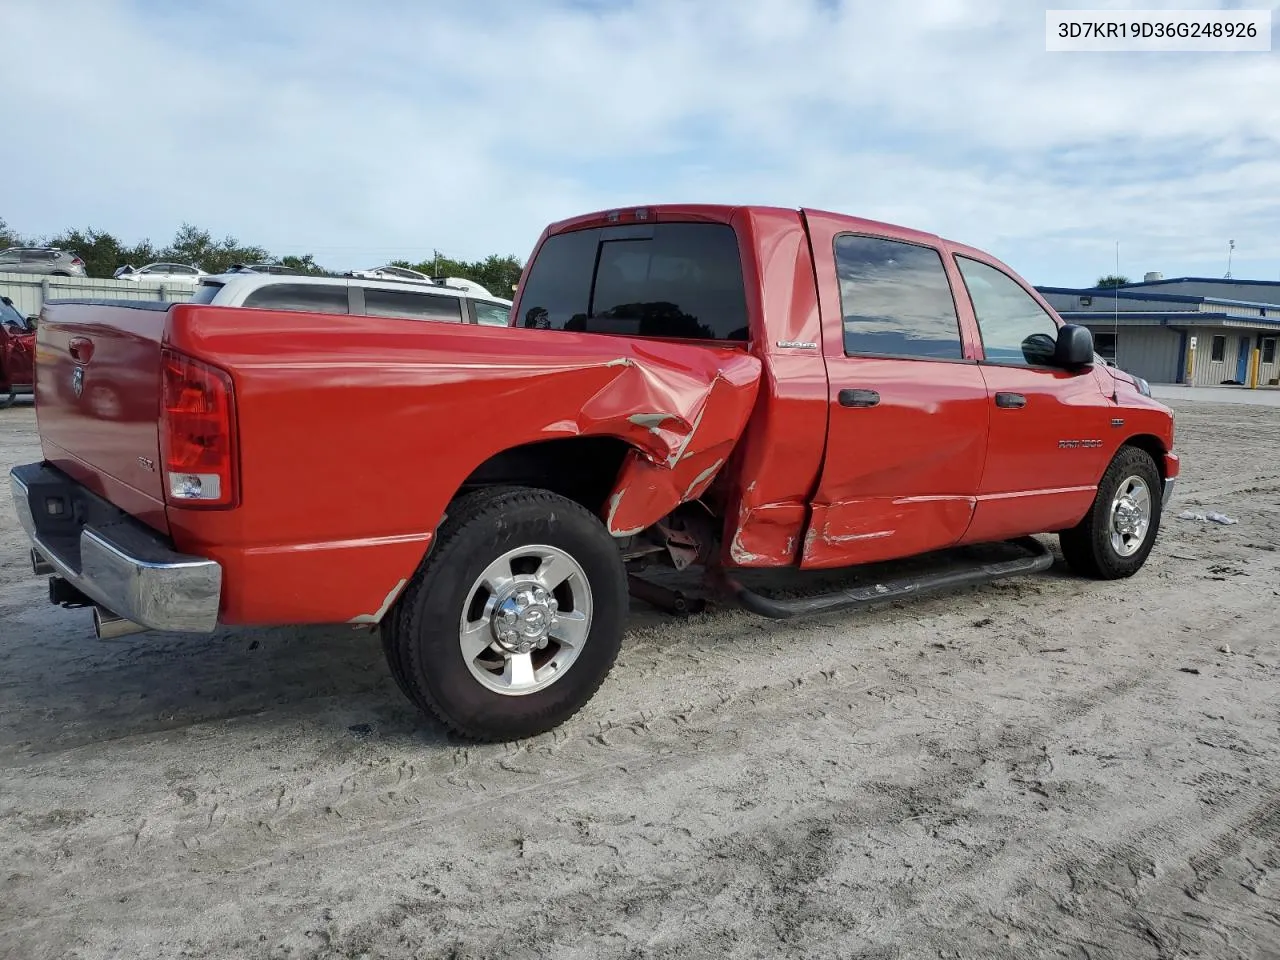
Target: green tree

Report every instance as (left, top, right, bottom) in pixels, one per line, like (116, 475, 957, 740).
(1094, 275, 1130, 289)
(0, 216, 26, 248)
(45, 227, 158, 280)
(394, 250, 524, 297)
(278, 253, 329, 275)
(160, 223, 270, 274)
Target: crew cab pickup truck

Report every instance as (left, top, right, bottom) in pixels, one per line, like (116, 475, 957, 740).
(10, 205, 1178, 741)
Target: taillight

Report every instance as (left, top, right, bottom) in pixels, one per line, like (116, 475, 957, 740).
(160, 349, 238, 507)
(71, 257, 84, 266)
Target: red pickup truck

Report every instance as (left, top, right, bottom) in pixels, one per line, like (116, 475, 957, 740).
(0, 296, 36, 407)
(11, 205, 1178, 741)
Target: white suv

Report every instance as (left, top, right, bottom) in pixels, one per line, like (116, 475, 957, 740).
(188, 272, 513, 327)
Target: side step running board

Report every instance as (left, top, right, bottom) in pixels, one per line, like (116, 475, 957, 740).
(724, 537, 1054, 620)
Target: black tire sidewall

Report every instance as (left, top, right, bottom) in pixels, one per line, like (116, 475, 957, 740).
(404, 494, 627, 738)
(1089, 447, 1163, 577)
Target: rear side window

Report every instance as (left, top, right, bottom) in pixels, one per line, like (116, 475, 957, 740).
(473, 301, 511, 326)
(191, 281, 223, 304)
(835, 235, 963, 360)
(362, 287, 463, 322)
(242, 283, 349, 314)
(516, 223, 749, 341)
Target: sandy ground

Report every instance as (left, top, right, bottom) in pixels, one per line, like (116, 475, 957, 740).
(1, 397, 1279, 960)
(1152, 384, 1280, 408)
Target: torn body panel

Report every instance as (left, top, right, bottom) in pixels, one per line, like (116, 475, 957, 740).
(599, 356, 762, 537)
(715, 208, 830, 569)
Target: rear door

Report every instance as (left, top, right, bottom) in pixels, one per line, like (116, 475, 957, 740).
(22, 249, 55, 274)
(801, 214, 989, 568)
(951, 253, 1112, 543)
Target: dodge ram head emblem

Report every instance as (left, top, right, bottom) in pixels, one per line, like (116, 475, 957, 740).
(72, 366, 84, 398)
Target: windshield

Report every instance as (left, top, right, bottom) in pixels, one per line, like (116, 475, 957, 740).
(190, 281, 224, 304)
(0, 298, 29, 331)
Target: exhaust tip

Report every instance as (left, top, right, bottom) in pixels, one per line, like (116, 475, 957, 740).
(93, 605, 148, 640)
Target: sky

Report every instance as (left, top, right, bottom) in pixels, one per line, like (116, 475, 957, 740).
(2, 0, 1279, 287)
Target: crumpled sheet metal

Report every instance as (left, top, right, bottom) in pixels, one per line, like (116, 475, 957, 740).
(576, 350, 762, 537)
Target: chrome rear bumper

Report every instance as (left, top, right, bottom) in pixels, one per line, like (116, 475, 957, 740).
(1162, 477, 1176, 507)
(10, 463, 222, 633)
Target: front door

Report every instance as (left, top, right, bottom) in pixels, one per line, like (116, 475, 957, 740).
(950, 254, 1112, 543)
(1236, 336, 1252, 383)
(801, 222, 989, 569)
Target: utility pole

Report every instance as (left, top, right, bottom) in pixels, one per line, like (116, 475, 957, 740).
(1225, 239, 1235, 279)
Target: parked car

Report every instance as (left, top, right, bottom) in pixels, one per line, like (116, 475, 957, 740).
(0, 247, 86, 277)
(189, 272, 513, 325)
(11, 203, 1177, 743)
(114, 262, 208, 283)
(0, 295, 35, 407)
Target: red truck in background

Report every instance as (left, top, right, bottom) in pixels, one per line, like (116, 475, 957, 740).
(0, 296, 36, 407)
(11, 205, 1178, 741)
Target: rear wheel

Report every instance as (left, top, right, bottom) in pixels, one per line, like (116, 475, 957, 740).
(382, 487, 627, 742)
(1060, 446, 1162, 579)
(0, 385, 13, 409)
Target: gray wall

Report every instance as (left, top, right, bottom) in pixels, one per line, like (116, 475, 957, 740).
(1130, 279, 1280, 306)
(1081, 323, 1184, 384)
(0, 272, 195, 317)
(1042, 291, 1201, 315)
(1189, 328, 1280, 387)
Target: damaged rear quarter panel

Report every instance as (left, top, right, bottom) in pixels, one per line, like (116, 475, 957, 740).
(166, 309, 761, 624)
(593, 345, 762, 536)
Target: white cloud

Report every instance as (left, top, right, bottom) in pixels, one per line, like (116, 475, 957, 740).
(1, 0, 1278, 285)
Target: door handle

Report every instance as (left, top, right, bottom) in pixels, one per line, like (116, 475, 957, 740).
(68, 336, 95, 364)
(838, 388, 880, 408)
(994, 392, 1026, 409)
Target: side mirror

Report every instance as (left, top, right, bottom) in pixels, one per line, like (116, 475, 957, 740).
(1053, 324, 1094, 369)
(26, 315, 39, 328)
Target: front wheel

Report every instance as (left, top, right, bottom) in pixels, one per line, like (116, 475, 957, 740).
(0, 385, 13, 410)
(382, 487, 628, 742)
(1060, 446, 1163, 579)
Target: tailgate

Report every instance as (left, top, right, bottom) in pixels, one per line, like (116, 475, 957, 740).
(36, 301, 172, 533)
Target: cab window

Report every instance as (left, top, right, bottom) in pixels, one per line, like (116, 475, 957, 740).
(516, 223, 749, 341)
(835, 235, 963, 360)
(956, 257, 1060, 366)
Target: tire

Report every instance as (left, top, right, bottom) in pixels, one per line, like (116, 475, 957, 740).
(0, 385, 13, 410)
(1060, 445, 1162, 579)
(382, 486, 628, 742)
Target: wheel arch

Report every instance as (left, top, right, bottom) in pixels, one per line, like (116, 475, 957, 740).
(455, 435, 637, 516)
(1121, 434, 1168, 480)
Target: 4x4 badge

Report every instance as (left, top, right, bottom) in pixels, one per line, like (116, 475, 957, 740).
(72, 366, 84, 398)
